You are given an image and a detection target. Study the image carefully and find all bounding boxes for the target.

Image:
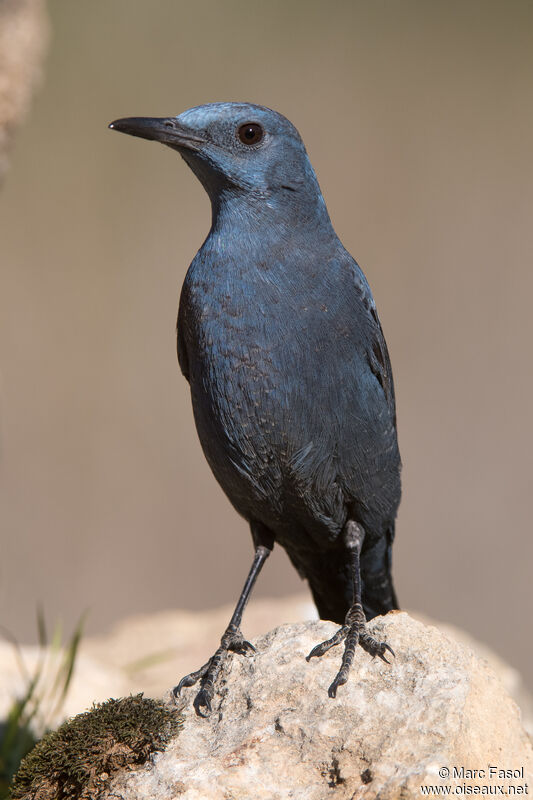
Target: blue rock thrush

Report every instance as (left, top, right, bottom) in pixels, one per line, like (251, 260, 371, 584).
(109, 103, 401, 714)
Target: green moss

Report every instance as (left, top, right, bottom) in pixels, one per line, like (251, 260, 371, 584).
(10, 694, 183, 800)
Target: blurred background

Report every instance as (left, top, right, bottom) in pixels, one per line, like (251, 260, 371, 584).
(1, 1, 531, 682)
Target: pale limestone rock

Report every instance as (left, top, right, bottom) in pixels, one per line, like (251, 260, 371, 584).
(416, 613, 533, 737)
(4, 597, 531, 744)
(82, 593, 315, 699)
(102, 613, 533, 800)
(81, 596, 533, 736)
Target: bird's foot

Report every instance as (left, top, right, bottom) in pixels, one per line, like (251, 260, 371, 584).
(306, 603, 394, 698)
(173, 624, 256, 716)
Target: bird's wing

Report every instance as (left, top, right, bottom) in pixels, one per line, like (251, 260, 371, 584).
(281, 253, 401, 531)
(337, 259, 401, 521)
(176, 288, 190, 382)
(364, 301, 397, 427)
(345, 259, 397, 426)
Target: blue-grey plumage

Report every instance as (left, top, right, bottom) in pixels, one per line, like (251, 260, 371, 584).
(110, 103, 401, 709)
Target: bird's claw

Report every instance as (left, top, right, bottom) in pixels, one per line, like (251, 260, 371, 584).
(377, 642, 395, 664)
(175, 661, 218, 717)
(174, 626, 256, 715)
(174, 676, 193, 696)
(308, 610, 395, 698)
(173, 661, 210, 696)
(227, 636, 256, 656)
(306, 628, 346, 661)
(328, 673, 347, 699)
(193, 687, 212, 716)
(306, 644, 322, 662)
(359, 632, 395, 663)
(307, 641, 331, 661)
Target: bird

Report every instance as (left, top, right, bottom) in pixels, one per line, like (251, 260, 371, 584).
(109, 103, 401, 715)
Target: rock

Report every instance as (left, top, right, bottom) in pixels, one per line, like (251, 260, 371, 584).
(82, 593, 316, 699)
(414, 612, 533, 737)
(81, 596, 533, 737)
(0, 0, 49, 179)
(101, 613, 533, 800)
(4, 598, 532, 743)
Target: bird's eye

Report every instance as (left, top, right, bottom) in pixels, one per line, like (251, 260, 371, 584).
(238, 123, 264, 145)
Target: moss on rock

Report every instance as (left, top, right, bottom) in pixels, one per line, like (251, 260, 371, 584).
(10, 694, 182, 799)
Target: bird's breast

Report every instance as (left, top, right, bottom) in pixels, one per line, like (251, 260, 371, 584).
(181, 262, 330, 520)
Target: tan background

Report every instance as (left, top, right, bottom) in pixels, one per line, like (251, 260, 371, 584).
(1, 1, 531, 683)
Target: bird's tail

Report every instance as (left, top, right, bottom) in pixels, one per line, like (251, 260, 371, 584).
(290, 524, 398, 624)
(359, 526, 398, 620)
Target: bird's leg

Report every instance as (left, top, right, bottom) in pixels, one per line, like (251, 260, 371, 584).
(306, 519, 394, 698)
(174, 523, 273, 716)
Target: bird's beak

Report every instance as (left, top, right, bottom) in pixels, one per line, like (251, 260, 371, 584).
(108, 117, 205, 151)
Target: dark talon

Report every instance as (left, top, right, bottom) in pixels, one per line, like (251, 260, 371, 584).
(193, 689, 212, 717)
(230, 638, 256, 656)
(377, 643, 395, 664)
(309, 622, 396, 692)
(306, 628, 346, 661)
(176, 674, 197, 693)
(175, 623, 259, 714)
(173, 660, 210, 697)
(306, 644, 323, 661)
(328, 672, 347, 698)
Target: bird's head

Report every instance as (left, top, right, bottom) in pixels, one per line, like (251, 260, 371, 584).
(109, 102, 322, 210)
